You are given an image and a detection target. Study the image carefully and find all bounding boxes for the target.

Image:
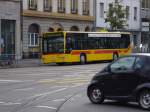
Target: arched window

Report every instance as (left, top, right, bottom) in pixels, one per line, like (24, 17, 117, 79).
(85, 26, 90, 31)
(48, 27, 54, 32)
(57, 28, 63, 31)
(52, 23, 64, 31)
(70, 26, 79, 31)
(28, 24, 40, 47)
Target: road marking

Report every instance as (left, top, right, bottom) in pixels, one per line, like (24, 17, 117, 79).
(38, 77, 90, 85)
(63, 77, 90, 80)
(19, 73, 57, 76)
(0, 79, 34, 84)
(71, 83, 85, 87)
(35, 105, 57, 110)
(38, 79, 55, 83)
(17, 88, 67, 102)
(0, 101, 21, 105)
(51, 85, 69, 88)
(0, 80, 23, 83)
(53, 99, 65, 102)
(57, 80, 89, 84)
(31, 88, 67, 98)
(15, 88, 34, 91)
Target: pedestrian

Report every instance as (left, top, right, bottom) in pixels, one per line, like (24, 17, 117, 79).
(0, 36, 4, 53)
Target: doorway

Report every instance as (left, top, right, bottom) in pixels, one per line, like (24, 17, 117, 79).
(1, 20, 15, 56)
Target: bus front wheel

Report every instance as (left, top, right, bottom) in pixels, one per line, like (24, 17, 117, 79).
(80, 54, 86, 64)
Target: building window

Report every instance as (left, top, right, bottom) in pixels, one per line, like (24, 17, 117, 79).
(142, 0, 145, 8)
(134, 7, 137, 21)
(58, 0, 65, 13)
(126, 6, 130, 20)
(44, 0, 52, 12)
(28, 0, 37, 10)
(115, 0, 118, 3)
(83, 0, 89, 15)
(1, 20, 15, 55)
(109, 3, 113, 9)
(100, 3, 104, 18)
(133, 35, 137, 46)
(71, 0, 78, 14)
(142, 0, 150, 9)
(28, 33, 39, 47)
(70, 26, 79, 31)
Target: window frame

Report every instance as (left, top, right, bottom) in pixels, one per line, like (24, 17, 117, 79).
(100, 2, 104, 18)
(28, 33, 39, 47)
(126, 6, 130, 20)
(134, 7, 137, 21)
(142, 0, 150, 9)
(71, 0, 78, 14)
(44, 0, 52, 12)
(83, 0, 89, 15)
(28, 0, 37, 10)
(58, 0, 65, 13)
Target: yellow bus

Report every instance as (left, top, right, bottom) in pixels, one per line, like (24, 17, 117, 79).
(41, 31, 132, 65)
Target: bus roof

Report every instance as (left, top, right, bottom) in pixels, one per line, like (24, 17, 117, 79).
(43, 31, 131, 35)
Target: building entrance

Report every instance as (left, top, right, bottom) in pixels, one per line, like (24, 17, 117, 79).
(1, 20, 15, 57)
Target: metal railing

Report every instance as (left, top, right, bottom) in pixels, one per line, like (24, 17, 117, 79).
(0, 54, 17, 67)
(132, 47, 150, 53)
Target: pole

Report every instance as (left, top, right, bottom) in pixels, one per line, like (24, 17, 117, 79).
(0, 20, 1, 56)
(93, 0, 97, 31)
(20, 0, 23, 59)
(139, 0, 142, 47)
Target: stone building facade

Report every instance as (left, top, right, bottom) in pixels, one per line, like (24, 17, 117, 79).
(96, 0, 141, 47)
(0, 0, 21, 59)
(141, 0, 150, 50)
(23, 0, 94, 58)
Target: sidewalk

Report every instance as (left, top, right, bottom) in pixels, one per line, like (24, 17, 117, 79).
(16, 59, 42, 68)
(0, 59, 43, 69)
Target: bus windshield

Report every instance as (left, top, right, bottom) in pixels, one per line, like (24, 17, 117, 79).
(42, 34, 64, 54)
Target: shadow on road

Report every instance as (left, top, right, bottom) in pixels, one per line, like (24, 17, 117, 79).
(44, 61, 110, 67)
(84, 101, 148, 112)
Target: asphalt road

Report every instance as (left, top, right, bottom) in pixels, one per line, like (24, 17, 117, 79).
(0, 63, 147, 112)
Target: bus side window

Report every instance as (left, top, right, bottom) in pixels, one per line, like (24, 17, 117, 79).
(95, 38, 99, 49)
(99, 38, 104, 49)
(66, 37, 72, 52)
(104, 37, 107, 49)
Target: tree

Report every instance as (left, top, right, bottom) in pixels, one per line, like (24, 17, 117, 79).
(105, 0, 127, 30)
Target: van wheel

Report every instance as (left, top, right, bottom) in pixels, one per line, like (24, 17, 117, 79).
(139, 90, 150, 110)
(80, 54, 86, 64)
(88, 86, 104, 104)
(113, 53, 118, 61)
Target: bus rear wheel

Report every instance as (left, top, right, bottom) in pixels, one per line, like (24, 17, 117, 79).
(80, 54, 86, 64)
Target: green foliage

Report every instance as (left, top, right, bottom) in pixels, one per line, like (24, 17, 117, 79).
(105, 1, 127, 30)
